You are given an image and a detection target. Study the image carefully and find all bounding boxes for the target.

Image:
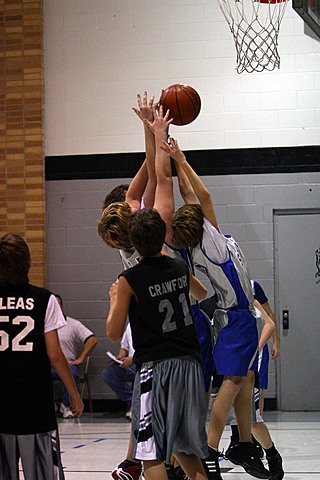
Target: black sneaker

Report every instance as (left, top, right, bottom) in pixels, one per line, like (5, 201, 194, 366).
(225, 434, 239, 458)
(201, 446, 223, 480)
(112, 459, 142, 480)
(252, 435, 264, 459)
(166, 465, 189, 480)
(226, 442, 271, 479)
(266, 452, 284, 480)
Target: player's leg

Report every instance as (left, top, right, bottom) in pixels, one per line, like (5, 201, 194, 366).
(204, 376, 242, 480)
(207, 376, 242, 448)
(111, 426, 142, 480)
(251, 422, 284, 479)
(18, 431, 65, 480)
(143, 460, 168, 480)
(0, 433, 20, 480)
(226, 372, 271, 479)
(174, 453, 207, 480)
(233, 371, 255, 442)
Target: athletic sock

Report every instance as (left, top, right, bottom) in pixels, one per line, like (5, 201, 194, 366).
(265, 443, 278, 457)
(231, 424, 239, 438)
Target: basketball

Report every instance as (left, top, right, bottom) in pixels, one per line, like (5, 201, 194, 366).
(159, 84, 201, 126)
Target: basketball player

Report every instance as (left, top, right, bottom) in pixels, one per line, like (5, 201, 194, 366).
(0, 233, 83, 480)
(161, 137, 274, 480)
(226, 283, 284, 480)
(107, 207, 208, 480)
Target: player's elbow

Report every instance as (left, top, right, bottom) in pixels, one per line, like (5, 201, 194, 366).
(106, 324, 122, 343)
(198, 287, 207, 301)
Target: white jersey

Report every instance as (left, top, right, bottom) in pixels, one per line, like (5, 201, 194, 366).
(192, 218, 255, 311)
(119, 247, 140, 270)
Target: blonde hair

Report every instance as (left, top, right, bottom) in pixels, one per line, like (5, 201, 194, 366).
(172, 203, 204, 248)
(97, 202, 133, 250)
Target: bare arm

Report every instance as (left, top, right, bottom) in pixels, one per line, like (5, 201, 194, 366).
(189, 271, 207, 301)
(70, 335, 97, 366)
(133, 91, 156, 208)
(161, 137, 218, 229)
(107, 277, 133, 342)
(261, 300, 280, 359)
(125, 160, 149, 212)
(45, 330, 84, 417)
(174, 158, 197, 204)
(144, 106, 174, 244)
(254, 300, 276, 351)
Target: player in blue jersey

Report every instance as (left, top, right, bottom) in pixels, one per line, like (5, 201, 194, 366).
(161, 137, 275, 480)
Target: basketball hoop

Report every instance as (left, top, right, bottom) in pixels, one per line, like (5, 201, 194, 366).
(218, 0, 288, 74)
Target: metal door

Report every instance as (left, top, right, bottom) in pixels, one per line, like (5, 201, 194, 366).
(274, 209, 320, 411)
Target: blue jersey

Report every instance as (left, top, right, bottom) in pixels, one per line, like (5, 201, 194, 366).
(191, 219, 258, 376)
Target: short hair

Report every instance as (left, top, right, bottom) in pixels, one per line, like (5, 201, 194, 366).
(102, 184, 130, 210)
(0, 233, 31, 287)
(97, 202, 133, 251)
(54, 293, 63, 308)
(172, 203, 204, 248)
(129, 208, 166, 257)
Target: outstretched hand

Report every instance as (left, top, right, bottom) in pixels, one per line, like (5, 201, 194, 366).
(132, 91, 155, 123)
(160, 137, 185, 163)
(143, 105, 173, 135)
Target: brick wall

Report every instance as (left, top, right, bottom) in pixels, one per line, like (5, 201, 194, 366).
(0, 0, 45, 286)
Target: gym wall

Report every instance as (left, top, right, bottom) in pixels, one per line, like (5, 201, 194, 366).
(43, 1, 320, 407)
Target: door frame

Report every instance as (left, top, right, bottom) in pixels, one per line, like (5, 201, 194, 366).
(273, 208, 320, 410)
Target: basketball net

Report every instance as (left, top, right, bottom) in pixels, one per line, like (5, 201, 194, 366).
(218, 0, 288, 73)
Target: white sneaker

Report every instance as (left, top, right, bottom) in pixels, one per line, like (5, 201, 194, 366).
(59, 403, 74, 419)
(125, 408, 132, 421)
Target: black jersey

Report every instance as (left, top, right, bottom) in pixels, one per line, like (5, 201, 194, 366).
(0, 284, 57, 434)
(120, 255, 201, 367)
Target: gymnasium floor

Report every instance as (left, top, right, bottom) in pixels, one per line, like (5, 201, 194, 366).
(22, 410, 320, 479)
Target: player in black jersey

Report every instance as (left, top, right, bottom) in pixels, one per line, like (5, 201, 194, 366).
(0, 233, 83, 480)
(107, 208, 209, 480)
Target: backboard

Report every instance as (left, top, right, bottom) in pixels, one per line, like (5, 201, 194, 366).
(292, 0, 320, 38)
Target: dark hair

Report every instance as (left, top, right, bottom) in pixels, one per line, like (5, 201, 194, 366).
(54, 293, 63, 307)
(172, 203, 204, 248)
(0, 233, 31, 287)
(129, 208, 166, 257)
(102, 184, 130, 210)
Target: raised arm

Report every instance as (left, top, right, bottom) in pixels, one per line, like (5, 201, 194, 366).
(144, 106, 174, 245)
(125, 160, 149, 212)
(132, 91, 156, 208)
(161, 137, 218, 229)
(174, 158, 197, 204)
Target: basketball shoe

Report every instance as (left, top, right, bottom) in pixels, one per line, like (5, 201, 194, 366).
(226, 442, 271, 479)
(226, 434, 264, 460)
(266, 452, 284, 480)
(166, 465, 189, 480)
(112, 459, 143, 480)
(201, 446, 223, 480)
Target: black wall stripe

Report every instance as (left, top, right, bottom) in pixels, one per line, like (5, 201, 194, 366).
(45, 145, 320, 181)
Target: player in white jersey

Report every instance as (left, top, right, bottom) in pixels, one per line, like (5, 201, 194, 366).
(161, 137, 275, 480)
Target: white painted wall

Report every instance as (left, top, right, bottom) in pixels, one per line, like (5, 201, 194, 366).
(44, 0, 320, 156)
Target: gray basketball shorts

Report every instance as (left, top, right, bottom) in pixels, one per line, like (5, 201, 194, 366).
(131, 356, 209, 464)
(0, 429, 64, 480)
